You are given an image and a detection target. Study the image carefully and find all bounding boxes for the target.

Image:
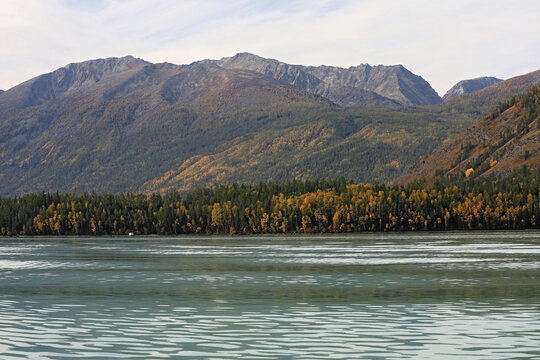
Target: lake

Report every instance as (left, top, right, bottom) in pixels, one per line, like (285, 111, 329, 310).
(0, 232, 539, 359)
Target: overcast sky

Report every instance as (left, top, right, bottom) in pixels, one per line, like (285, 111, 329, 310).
(1, 0, 539, 95)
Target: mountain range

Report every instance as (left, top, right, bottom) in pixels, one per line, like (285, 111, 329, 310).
(0, 53, 538, 195)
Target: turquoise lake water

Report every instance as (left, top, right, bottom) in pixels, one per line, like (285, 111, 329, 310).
(0, 232, 539, 359)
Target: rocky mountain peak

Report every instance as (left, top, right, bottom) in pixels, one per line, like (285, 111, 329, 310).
(215, 53, 287, 73)
(0, 56, 150, 111)
(443, 76, 503, 101)
(51, 56, 150, 92)
(223, 52, 266, 61)
(211, 54, 441, 106)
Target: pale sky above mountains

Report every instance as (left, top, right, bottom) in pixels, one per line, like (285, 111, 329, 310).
(1, 0, 538, 95)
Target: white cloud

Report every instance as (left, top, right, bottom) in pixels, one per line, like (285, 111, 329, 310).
(0, 0, 538, 95)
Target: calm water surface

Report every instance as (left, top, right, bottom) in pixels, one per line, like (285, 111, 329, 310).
(0, 232, 539, 359)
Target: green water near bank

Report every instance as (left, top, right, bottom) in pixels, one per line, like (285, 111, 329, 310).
(0, 232, 539, 359)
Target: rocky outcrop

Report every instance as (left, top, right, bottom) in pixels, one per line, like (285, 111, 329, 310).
(443, 76, 502, 101)
(210, 53, 441, 106)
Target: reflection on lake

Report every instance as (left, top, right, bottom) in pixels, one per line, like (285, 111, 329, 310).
(0, 232, 539, 359)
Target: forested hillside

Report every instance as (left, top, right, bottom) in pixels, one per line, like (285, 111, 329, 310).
(400, 84, 540, 184)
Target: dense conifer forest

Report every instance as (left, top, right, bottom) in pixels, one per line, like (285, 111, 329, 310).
(0, 173, 538, 236)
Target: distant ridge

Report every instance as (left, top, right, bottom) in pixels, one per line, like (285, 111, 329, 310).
(443, 76, 502, 101)
(206, 52, 442, 106)
(442, 70, 540, 114)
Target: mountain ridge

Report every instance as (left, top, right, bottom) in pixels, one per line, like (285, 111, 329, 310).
(206, 52, 441, 106)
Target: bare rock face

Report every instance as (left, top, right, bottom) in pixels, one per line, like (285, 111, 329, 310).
(210, 53, 441, 106)
(443, 76, 503, 101)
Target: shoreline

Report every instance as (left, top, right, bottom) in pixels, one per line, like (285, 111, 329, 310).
(3, 228, 539, 239)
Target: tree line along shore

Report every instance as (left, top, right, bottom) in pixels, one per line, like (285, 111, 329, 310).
(0, 173, 538, 236)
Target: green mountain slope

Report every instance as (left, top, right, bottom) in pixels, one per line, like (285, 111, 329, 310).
(140, 105, 474, 193)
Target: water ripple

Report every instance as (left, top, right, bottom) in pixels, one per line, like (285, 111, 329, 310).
(0, 232, 538, 359)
